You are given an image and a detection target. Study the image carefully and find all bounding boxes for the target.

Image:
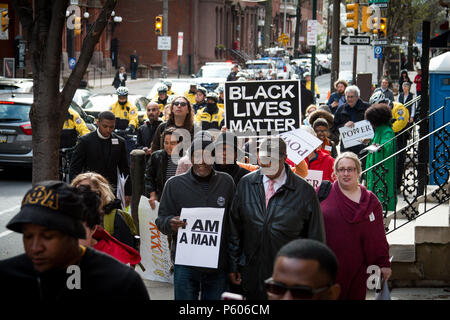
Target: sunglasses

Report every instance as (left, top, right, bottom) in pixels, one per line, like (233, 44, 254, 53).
(173, 101, 188, 107)
(264, 278, 331, 300)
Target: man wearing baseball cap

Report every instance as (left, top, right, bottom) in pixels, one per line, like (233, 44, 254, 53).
(228, 137, 325, 299)
(0, 181, 149, 300)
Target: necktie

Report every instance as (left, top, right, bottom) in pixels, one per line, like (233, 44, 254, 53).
(266, 179, 275, 207)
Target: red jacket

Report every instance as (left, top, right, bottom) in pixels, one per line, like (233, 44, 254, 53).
(93, 226, 141, 266)
(306, 149, 336, 182)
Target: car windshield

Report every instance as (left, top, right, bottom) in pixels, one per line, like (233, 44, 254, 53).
(0, 103, 30, 122)
(245, 63, 272, 69)
(83, 95, 115, 109)
(197, 66, 230, 78)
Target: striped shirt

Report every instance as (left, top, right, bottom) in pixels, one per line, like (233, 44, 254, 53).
(166, 156, 178, 181)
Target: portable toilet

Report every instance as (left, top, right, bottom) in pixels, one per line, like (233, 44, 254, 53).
(428, 51, 450, 185)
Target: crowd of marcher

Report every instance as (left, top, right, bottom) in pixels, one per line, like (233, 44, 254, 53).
(1, 64, 423, 301)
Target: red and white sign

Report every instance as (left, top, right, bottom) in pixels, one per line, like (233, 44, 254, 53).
(177, 32, 183, 56)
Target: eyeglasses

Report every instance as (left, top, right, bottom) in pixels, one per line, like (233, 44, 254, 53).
(264, 278, 331, 300)
(173, 101, 187, 107)
(315, 129, 328, 134)
(336, 167, 357, 173)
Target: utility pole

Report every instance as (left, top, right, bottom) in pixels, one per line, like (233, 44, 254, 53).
(162, 0, 168, 78)
(311, 0, 317, 103)
(283, 0, 287, 34)
(352, 0, 359, 85)
(330, 0, 340, 92)
(263, 0, 272, 49)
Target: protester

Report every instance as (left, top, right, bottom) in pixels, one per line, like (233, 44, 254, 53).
(228, 137, 325, 300)
(71, 172, 137, 249)
(151, 96, 196, 152)
(308, 107, 339, 146)
(319, 152, 391, 300)
(311, 117, 338, 158)
(303, 104, 317, 126)
(175, 130, 215, 176)
(76, 184, 141, 266)
(331, 85, 370, 156)
(300, 80, 315, 119)
(112, 66, 127, 89)
(0, 181, 149, 300)
(374, 78, 394, 103)
(156, 137, 236, 300)
(213, 132, 250, 185)
(365, 104, 397, 211)
(266, 239, 341, 300)
(327, 79, 348, 114)
(135, 101, 163, 157)
(398, 82, 415, 123)
(145, 127, 183, 210)
(305, 139, 336, 183)
(398, 70, 412, 94)
(69, 110, 131, 206)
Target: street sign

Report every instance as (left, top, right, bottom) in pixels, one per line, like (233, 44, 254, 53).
(341, 35, 371, 46)
(369, 0, 389, 8)
(307, 20, 318, 46)
(157, 36, 171, 50)
(278, 33, 289, 45)
(177, 32, 183, 56)
(374, 46, 383, 59)
(373, 39, 388, 45)
(68, 57, 76, 70)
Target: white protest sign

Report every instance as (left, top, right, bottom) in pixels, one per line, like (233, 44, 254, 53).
(305, 170, 323, 189)
(137, 196, 173, 283)
(279, 128, 323, 165)
(339, 120, 374, 148)
(175, 207, 224, 269)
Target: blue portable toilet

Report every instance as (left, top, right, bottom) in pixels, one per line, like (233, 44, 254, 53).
(428, 52, 450, 185)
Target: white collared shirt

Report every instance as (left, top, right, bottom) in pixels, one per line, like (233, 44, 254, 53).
(262, 166, 287, 195)
(97, 129, 110, 140)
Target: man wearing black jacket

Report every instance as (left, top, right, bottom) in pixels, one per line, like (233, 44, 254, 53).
(69, 111, 131, 206)
(156, 137, 236, 300)
(136, 101, 162, 157)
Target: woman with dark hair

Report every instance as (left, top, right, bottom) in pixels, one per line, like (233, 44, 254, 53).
(151, 95, 196, 152)
(398, 70, 411, 94)
(364, 103, 397, 211)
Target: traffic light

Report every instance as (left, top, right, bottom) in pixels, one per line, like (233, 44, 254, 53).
(346, 3, 359, 30)
(372, 17, 380, 34)
(74, 16, 81, 36)
(361, 6, 371, 33)
(379, 18, 387, 37)
(155, 15, 162, 35)
(1, 11, 8, 33)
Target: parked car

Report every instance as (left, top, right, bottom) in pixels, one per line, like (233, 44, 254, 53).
(316, 53, 331, 73)
(147, 78, 193, 100)
(81, 93, 150, 125)
(0, 93, 95, 168)
(292, 54, 322, 77)
(0, 77, 33, 94)
(192, 62, 232, 92)
(72, 88, 94, 107)
(260, 57, 295, 79)
(339, 70, 354, 85)
(243, 60, 277, 79)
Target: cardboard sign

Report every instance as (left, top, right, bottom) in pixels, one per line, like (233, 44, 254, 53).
(224, 80, 301, 136)
(279, 128, 323, 165)
(175, 207, 225, 269)
(305, 170, 323, 189)
(339, 120, 374, 148)
(137, 196, 173, 283)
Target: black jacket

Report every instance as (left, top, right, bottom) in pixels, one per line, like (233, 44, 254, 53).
(213, 163, 250, 186)
(69, 130, 131, 195)
(0, 248, 149, 300)
(228, 164, 325, 299)
(331, 99, 370, 155)
(156, 168, 236, 272)
(136, 119, 163, 150)
(144, 149, 172, 200)
(301, 85, 314, 118)
(112, 71, 127, 89)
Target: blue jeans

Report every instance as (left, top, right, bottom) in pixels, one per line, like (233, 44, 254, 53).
(173, 265, 228, 300)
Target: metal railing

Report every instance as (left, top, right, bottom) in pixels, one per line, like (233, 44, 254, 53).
(359, 96, 449, 234)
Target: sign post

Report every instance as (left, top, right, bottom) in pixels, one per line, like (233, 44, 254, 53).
(177, 32, 183, 78)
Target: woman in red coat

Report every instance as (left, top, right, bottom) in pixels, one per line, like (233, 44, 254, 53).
(318, 152, 391, 300)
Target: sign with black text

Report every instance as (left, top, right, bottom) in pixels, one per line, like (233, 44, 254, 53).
(175, 207, 225, 269)
(339, 120, 374, 148)
(224, 80, 301, 136)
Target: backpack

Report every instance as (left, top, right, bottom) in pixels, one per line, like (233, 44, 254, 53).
(318, 180, 332, 202)
(104, 208, 139, 250)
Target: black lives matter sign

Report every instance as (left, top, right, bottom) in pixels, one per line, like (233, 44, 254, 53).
(224, 80, 301, 136)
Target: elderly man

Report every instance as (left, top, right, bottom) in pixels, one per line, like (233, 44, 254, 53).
(228, 137, 325, 300)
(0, 181, 149, 300)
(331, 85, 370, 156)
(374, 78, 394, 103)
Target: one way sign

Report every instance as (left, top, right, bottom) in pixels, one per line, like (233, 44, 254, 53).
(341, 36, 371, 46)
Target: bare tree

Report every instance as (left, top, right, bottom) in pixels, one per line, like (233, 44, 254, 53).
(12, 0, 117, 184)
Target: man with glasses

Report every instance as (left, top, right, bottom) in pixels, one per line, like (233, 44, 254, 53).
(265, 239, 341, 300)
(331, 85, 370, 157)
(228, 137, 325, 300)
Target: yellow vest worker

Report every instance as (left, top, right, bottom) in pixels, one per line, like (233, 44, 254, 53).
(61, 109, 90, 148)
(194, 92, 225, 131)
(110, 86, 139, 130)
(184, 90, 197, 105)
(306, 81, 320, 96)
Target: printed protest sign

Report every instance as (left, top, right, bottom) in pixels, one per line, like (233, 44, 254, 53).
(305, 170, 323, 189)
(175, 207, 225, 269)
(137, 196, 173, 283)
(279, 128, 323, 165)
(339, 120, 374, 148)
(224, 80, 301, 136)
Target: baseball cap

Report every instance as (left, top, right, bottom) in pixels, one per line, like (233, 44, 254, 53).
(258, 137, 287, 158)
(7, 181, 87, 239)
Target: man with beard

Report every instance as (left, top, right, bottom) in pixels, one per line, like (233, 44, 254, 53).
(135, 101, 163, 157)
(327, 80, 348, 115)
